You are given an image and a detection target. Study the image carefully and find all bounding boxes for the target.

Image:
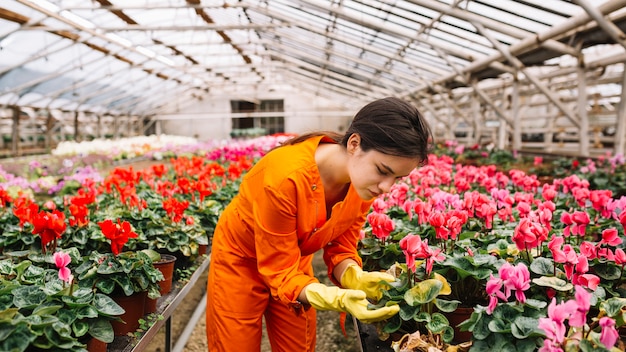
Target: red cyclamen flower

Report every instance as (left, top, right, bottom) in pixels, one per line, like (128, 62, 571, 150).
(31, 210, 67, 253)
(98, 219, 138, 255)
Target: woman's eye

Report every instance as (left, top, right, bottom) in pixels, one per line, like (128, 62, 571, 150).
(376, 167, 388, 176)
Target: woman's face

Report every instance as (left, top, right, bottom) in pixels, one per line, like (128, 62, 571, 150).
(346, 134, 419, 201)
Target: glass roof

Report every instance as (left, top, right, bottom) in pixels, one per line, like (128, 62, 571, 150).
(0, 0, 622, 117)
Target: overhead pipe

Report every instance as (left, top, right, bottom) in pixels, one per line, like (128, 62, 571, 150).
(249, 0, 474, 82)
(573, 0, 626, 51)
(15, 0, 212, 99)
(421, 0, 626, 93)
(263, 30, 425, 88)
(575, 43, 590, 157)
(615, 66, 626, 156)
(472, 21, 580, 128)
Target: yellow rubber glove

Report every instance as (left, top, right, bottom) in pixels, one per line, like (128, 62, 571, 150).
(340, 263, 395, 301)
(304, 283, 399, 324)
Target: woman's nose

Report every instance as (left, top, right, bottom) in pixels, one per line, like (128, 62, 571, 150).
(379, 177, 395, 194)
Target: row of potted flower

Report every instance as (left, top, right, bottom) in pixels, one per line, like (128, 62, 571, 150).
(0, 135, 291, 351)
(360, 150, 626, 352)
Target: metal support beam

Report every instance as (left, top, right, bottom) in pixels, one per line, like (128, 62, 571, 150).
(573, 0, 626, 51)
(74, 111, 80, 142)
(472, 21, 581, 128)
(615, 65, 626, 156)
(97, 115, 102, 139)
(471, 94, 481, 145)
(577, 54, 590, 156)
(471, 82, 513, 129)
(11, 106, 19, 155)
(421, 0, 626, 95)
(45, 110, 53, 152)
(512, 77, 521, 151)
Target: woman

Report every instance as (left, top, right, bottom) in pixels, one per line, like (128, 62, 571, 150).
(206, 97, 432, 351)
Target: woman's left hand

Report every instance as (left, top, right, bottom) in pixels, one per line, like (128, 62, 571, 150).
(340, 263, 396, 301)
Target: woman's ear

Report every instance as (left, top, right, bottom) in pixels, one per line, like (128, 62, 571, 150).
(346, 133, 361, 154)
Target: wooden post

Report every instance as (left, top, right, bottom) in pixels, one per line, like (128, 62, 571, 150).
(577, 53, 589, 156)
(45, 110, 53, 152)
(11, 106, 19, 156)
(614, 64, 626, 156)
(74, 111, 80, 142)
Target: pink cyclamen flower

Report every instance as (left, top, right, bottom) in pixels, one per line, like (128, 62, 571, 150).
(505, 263, 531, 304)
(568, 286, 591, 328)
(485, 274, 507, 314)
(600, 228, 622, 246)
(366, 212, 395, 240)
(53, 251, 72, 283)
(399, 234, 423, 272)
(599, 317, 619, 348)
(539, 298, 577, 344)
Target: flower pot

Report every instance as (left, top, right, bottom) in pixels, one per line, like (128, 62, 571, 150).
(86, 337, 108, 352)
(111, 291, 147, 336)
(445, 307, 474, 344)
(144, 296, 158, 314)
(198, 244, 208, 256)
(154, 253, 177, 295)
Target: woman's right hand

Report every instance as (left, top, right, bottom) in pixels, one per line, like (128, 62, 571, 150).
(303, 283, 399, 323)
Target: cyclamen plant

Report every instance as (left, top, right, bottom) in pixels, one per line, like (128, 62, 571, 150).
(359, 153, 626, 351)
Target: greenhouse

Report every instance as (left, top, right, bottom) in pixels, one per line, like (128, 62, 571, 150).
(1, 1, 626, 352)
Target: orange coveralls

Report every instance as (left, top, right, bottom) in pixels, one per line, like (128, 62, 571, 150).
(206, 135, 373, 351)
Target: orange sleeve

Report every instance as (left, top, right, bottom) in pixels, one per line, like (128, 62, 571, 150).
(323, 200, 371, 287)
(253, 175, 317, 306)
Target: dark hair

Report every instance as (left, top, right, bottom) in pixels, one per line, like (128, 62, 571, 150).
(342, 97, 432, 162)
(282, 97, 432, 162)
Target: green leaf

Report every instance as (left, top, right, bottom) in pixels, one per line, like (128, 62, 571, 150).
(512, 316, 539, 339)
(399, 304, 419, 321)
(529, 257, 554, 276)
(457, 310, 481, 333)
(0, 308, 20, 322)
(441, 326, 454, 344)
(434, 299, 460, 313)
(601, 297, 626, 318)
(94, 278, 115, 295)
(62, 293, 93, 308)
(414, 311, 430, 323)
(594, 263, 622, 281)
(0, 323, 36, 352)
(0, 295, 15, 311)
(532, 276, 573, 291)
(487, 318, 510, 333)
(524, 298, 547, 310)
(492, 303, 521, 321)
(55, 308, 77, 325)
(516, 338, 542, 352)
(93, 294, 125, 316)
(471, 313, 491, 340)
(0, 260, 14, 275)
(382, 314, 402, 333)
(404, 279, 442, 306)
(426, 312, 449, 333)
(88, 319, 114, 343)
(33, 302, 63, 316)
(13, 260, 32, 279)
(489, 334, 517, 351)
(76, 306, 99, 319)
(579, 339, 597, 352)
(72, 320, 89, 337)
(12, 286, 46, 309)
(141, 249, 161, 263)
